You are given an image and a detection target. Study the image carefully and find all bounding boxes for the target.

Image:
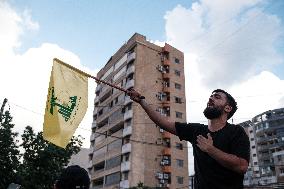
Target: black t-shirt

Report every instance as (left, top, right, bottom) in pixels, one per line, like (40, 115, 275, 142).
(175, 122, 250, 189)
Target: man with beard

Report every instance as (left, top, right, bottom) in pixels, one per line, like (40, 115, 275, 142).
(127, 89, 250, 189)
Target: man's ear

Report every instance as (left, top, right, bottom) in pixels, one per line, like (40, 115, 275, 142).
(224, 104, 232, 113)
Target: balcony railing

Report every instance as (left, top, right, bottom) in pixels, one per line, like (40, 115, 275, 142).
(162, 165, 171, 173)
(88, 160, 93, 169)
(123, 126, 132, 137)
(163, 59, 170, 66)
(162, 131, 171, 139)
(120, 180, 129, 189)
(126, 65, 135, 76)
(124, 96, 133, 105)
(125, 79, 135, 90)
(127, 52, 136, 63)
(121, 161, 130, 172)
(90, 133, 95, 142)
(122, 143, 131, 154)
(162, 148, 171, 156)
(124, 110, 133, 121)
(92, 122, 97, 129)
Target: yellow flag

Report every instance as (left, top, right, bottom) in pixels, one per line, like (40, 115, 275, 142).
(43, 58, 88, 148)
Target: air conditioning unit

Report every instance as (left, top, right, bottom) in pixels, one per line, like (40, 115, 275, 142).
(164, 174, 169, 179)
(158, 173, 163, 179)
(160, 179, 165, 184)
(160, 161, 165, 166)
(160, 128, 164, 133)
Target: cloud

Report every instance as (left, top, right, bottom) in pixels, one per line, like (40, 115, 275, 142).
(0, 1, 97, 147)
(164, 1, 284, 175)
(164, 0, 284, 88)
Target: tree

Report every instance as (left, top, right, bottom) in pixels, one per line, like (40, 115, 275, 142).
(128, 182, 163, 189)
(0, 98, 20, 189)
(19, 126, 83, 189)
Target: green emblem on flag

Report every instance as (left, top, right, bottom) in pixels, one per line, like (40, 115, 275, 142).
(49, 87, 78, 122)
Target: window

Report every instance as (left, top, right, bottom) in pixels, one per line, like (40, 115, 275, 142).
(177, 176, 183, 184)
(175, 83, 181, 90)
(176, 143, 183, 150)
(251, 145, 255, 149)
(250, 138, 254, 141)
(105, 156, 121, 170)
(174, 58, 180, 64)
(107, 139, 122, 151)
(174, 69, 181, 76)
(176, 112, 183, 118)
(176, 159, 184, 167)
(175, 97, 182, 104)
(253, 154, 256, 157)
(105, 172, 120, 186)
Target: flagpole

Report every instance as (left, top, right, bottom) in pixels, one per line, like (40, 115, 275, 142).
(54, 58, 144, 99)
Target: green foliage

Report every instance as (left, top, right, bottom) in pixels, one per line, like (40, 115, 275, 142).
(128, 182, 163, 189)
(0, 110, 20, 189)
(0, 99, 83, 189)
(19, 126, 83, 189)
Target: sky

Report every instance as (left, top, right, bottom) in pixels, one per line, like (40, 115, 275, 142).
(1, 0, 284, 175)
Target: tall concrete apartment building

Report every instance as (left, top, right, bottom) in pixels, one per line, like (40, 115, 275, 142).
(241, 108, 284, 187)
(88, 33, 188, 189)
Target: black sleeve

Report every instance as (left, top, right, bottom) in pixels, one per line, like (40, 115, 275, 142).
(175, 122, 204, 143)
(230, 126, 250, 163)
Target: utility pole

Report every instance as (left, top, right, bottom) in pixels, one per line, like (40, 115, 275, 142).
(0, 98, 8, 123)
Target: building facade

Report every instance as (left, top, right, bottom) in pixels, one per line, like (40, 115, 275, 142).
(88, 33, 188, 189)
(242, 108, 284, 187)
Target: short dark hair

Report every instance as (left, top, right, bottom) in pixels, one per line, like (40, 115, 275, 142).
(212, 89, 237, 119)
(55, 165, 90, 189)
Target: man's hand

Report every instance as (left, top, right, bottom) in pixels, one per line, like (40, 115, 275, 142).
(126, 88, 143, 103)
(196, 133, 214, 153)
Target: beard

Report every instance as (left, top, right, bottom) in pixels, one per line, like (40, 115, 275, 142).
(203, 106, 223, 119)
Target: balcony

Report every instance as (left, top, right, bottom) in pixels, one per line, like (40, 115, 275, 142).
(90, 133, 95, 142)
(126, 65, 135, 76)
(99, 88, 112, 103)
(162, 148, 171, 156)
(92, 122, 97, 129)
(162, 165, 171, 173)
(125, 79, 135, 90)
(120, 180, 129, 189)
(88, 160, 93, 169)
(163, 59, 170, 66)
(162, 72, 170, 79)
(93, 107, 98, 114)
(127, 52, 136, 63)
(123, 126, 132, 137)
(162, 131, 171, 139)
(124, 110, 133, 121)
(122, 143, 131, 154)
(121, 161, 130, 172)
(124, 96, 133, 106)
(95, 84, 102, 94)
(162, 44, 170, 53)
(94, 97, 99, 104)
(163, 87, 170, 93)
